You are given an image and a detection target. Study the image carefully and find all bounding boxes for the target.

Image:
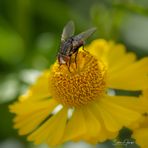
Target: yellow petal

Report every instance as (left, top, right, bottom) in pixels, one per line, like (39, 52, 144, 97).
(9, 99, 58, 115)
(88, 39, 109, 65)
(88, 39, 136, 70)
(18, 70, 51, 102)
(143, 89, 148, 99)
(89, 39, 148, 90)
(103, 95, 148, 114)
(11, 99, 58, 136)
(80, 105, 101, 143)
(133, 128, 148, 148)
(106, 43, 129, 68)
(30, 70, 51, 96)
(63, 108, 87, 142)
(96, 95, 141, 132)
(28, 107, 68, 146)
(90, 102, 118, 142)
(108, 52, 136, 75)
(107, 58, 148, 90)
(96, 100, 121, 132)
(16, 109, 51, 135)
(140, 117, 148, 128)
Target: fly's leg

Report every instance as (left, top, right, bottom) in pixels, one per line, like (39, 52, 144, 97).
(58, 64, 61, 69)
(58, 53, 62, 69)
(74, 50, 78, 69)
(66, 56, 71, 72)
(82, 45, 89, 53)
(66, 62, 70, 72)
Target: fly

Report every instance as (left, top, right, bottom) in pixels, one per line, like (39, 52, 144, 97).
(58, 21, 96, 71)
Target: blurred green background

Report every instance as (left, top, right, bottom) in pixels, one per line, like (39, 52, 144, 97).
(0, 0, 148, 148)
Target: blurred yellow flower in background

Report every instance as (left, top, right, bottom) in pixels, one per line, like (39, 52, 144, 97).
(9, 39, 148, 146)
(132, 90, 148, 148)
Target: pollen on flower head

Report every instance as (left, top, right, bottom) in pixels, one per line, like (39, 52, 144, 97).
(49, 51, 107, 107)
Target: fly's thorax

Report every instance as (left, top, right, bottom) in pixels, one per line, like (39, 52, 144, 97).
(60, 38, 73, 55)
(72, 39, 84, 49)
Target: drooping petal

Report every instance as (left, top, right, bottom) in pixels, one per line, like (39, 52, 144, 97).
(10, 99, 58, 135)
(96, 101, 121, 132)
(80, 106, 101, 143)
(95, 95, 142, 132)
(90, 101, 118, 142)
(15, 109, 51, 135)
(107, 58, 148, 90)
(102, 95, 148, 114)
(9, 98, 58, 115)
(28, 107, 68, 146)
(63, 108, 87, 142)
(63, 95, 143, 144)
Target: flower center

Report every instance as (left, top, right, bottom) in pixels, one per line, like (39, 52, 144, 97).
(49, 51, 107, 107)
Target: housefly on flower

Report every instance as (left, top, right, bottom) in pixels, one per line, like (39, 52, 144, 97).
(58, 21, 96, 71)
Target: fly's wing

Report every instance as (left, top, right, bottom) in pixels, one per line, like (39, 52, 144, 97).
(73, 27, 96, 41)
(61, 21, 75, 42)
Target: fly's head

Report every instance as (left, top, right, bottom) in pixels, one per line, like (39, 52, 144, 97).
(58, 53, 70, 65)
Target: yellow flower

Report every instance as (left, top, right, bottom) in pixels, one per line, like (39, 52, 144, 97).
(132, 90, 148, 148)
(9, 39, 148, 146)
